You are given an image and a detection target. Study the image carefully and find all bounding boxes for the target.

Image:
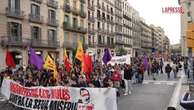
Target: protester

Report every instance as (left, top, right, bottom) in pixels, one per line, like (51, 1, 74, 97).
(172, 62, 177, 79)
(124, 64, 133, 95)
(165, 64, 172, 80)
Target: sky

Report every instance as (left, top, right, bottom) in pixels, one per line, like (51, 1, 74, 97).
(128, 0, 181, 45)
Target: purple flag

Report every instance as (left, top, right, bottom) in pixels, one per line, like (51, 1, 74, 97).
(143, 55, 149, 70)
(29, 48, 44, 70)
(102, 48, 112, 64)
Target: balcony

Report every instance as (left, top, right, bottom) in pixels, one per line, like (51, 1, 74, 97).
(80, 10, 86, 18)
(72, 7, 79, 16)
(64, 4, 71, 13)
(80, 0, 86, 3)
(102, 5, 105, 11)
(88, 4, 95, 11)
(31, 39, 59, 48)
(88, 16, 95, 22)
(29, 14, 44, 24)
(88, 29, 95, 35)
(63, 22, 72, 31)
(97, 3, 101, 9)
(0, 36, 26, 47)
(47, 0, 58, 9)
(31, 0, 43, 4)
(6, 7, 25, 19)
(63, 40, 77, 49)
(47, 18, 58, 27)
(63, 22, 87, 34)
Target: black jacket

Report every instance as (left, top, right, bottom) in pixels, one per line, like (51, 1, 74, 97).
(124, 68, 132, 80)
(180, 92, 194, 110)
(165, 65, 172, 73)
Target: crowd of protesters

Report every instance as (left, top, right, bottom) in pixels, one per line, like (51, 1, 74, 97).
(1, 55, 194, 97)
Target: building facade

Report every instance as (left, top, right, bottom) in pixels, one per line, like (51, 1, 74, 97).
(94, 0, 116, 60)
(131, 7, 141, 57)
(179, 0, 194, 57)
(58, 0, 87, 62)
(115, 0, 132, 56)
(140, 20, 152, 55)
(0, 0, 60, 70)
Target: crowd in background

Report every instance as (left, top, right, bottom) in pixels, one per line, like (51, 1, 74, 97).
(0, 55, 194, 96)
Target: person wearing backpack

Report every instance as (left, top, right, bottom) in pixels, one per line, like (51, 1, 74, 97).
(165, 64, 172, 80)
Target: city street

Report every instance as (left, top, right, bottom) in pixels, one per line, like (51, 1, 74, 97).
(118, 76, 178, 110)
(0, 66, 183, 110)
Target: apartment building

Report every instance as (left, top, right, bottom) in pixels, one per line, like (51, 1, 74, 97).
(117, 0, 132, 55)
(131, 7, 141, 57)
(95, 0, 116, 60)
(140, 20, 152, 55)
(58, 0, 87, 61)
(0, 0, 59, 69)
(179, 0, 194, 57)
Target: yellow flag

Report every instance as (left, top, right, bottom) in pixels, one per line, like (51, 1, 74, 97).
(64, 48, 68, 60)
(44, 54, 58, 79)
(75, 41, 84, 62)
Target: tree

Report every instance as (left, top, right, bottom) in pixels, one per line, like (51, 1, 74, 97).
(116, 47, 128, 56)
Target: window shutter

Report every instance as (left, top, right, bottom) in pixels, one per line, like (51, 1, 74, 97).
(31, 26, 33, 40)
(39, 27, 41, 40)
(7, 22, 11, 37)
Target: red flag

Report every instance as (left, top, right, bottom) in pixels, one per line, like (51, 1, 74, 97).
(82, 54, 93, 75)
(64, 49, 71, 73)
(64, 59, 71, 73)
(6, 50, 16, 68)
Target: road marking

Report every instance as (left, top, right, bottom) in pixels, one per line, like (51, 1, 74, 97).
(143, 80, 177, 86)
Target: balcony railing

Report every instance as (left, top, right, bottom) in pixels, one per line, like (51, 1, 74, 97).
(80, 0, 86, 3)
(6, 7, 25, 19)
(47, 0, 58, 9)
(31, 0, 43, 4)
(88, 16, 95, 22)
(80, 10, 86, 18)
(64, 4, 71, 13)
(63, 40, 77, 49)
(47, 18, 58, 27)
(97, 3, 101, 9)
(72, 7, 79, 16)
(0, 36, 59, 48)
(29, 14, 44, 24)
(31, 39, 59, 48)
(88, 4, 95, 11)
(0, 36, 25, 47)
(63, 22, 87, 34)
(88, 29, 95, 35)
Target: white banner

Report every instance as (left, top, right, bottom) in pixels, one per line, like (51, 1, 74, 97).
(1, 79, 117, 110)
(108, 55, 131, 65)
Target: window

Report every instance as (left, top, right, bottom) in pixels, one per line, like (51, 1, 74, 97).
(98, 35, 101, 44)
(48, 10, 56, 21)
(64, 15, 69, 22)
(80, 19, 84, 27)
(65, 0, 69, 4)
(107, 37, 110, 45)
(31, 26, 41, 40)
(8, 22, 22, 41)
(31, 4, 40, 16)
(48, 29, 56, 41)
(102, 12, 105, 19)
(98, 22, 100, 29)
(88, 35, 91, 45)
(9, 0, 20, 9)
(187, 11, 191, 17)
(73, 18, 78, 28)
(80, 3, 84, 12)
(97, 10, 101, 18)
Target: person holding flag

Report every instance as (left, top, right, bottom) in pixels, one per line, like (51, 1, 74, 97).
(44, 54, 58, 80)
(64, 48, 71, 74)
